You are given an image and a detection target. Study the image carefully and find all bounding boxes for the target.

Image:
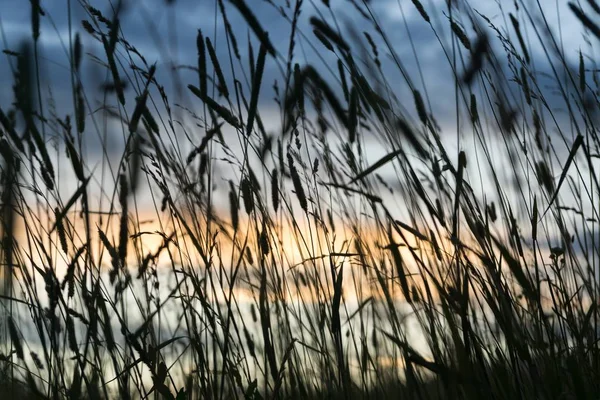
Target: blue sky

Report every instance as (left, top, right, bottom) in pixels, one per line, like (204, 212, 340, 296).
(0, 0, 590, 133)
(0, 0, 595, 220)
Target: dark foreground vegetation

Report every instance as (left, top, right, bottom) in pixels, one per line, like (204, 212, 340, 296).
(1, 0, 600, 398)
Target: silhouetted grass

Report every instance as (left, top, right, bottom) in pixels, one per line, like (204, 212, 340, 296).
(0, 0, 599, 398)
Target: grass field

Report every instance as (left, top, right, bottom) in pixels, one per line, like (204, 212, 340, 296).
(0, 0, 599, 398)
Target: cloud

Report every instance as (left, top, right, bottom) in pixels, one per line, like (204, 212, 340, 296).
(0, 0, 596, 203)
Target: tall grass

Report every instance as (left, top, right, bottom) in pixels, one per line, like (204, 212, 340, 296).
(0, 0, 599, 398)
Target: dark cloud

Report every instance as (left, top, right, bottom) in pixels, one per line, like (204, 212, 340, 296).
(0, 0, 595, 167)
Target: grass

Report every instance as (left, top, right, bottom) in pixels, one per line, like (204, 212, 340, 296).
(0, 0, 600, 398)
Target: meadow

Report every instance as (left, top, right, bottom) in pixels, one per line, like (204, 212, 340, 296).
(0, 0, 599, 398)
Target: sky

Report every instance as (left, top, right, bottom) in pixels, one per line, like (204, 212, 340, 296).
(0, 0, 597, 249)
(0, 0, 591, 130)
